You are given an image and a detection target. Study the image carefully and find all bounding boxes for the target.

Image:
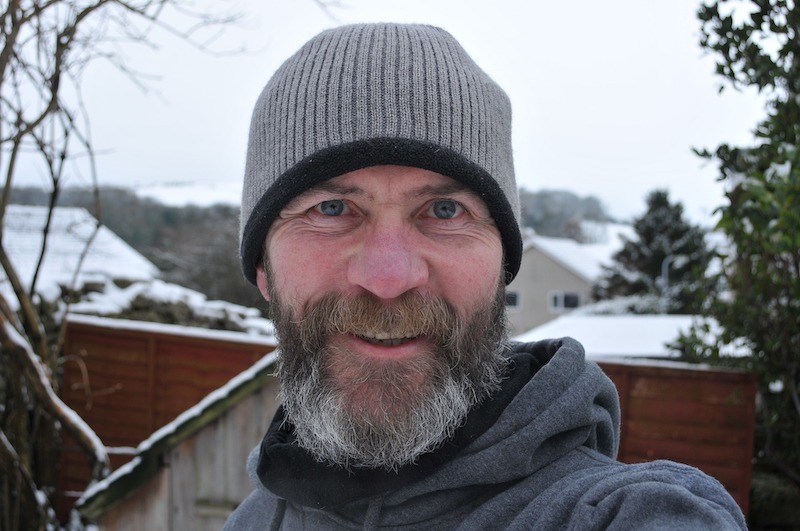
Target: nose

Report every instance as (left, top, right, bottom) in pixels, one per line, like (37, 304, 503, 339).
(347, 221, 429, 300)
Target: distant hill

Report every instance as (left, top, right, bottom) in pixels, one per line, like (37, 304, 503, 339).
(519, 188, 614, 241)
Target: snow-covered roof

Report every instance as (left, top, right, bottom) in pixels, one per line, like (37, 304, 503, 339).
(67, 278, 276, 337)
(524, 234, 602, 280)
(521, 223, 634, 282)
(514, 314, 725, 358)
(1, 205, 159, 305)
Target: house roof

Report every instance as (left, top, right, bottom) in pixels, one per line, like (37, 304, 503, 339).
(520, 223, 634, 282)
(76, 351, 279, 519)
(514, 314, 727, 358)
(1, 205, 159, 305)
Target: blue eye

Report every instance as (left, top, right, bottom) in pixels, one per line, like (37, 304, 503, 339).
(318, 200, 345, 216)
(431, 200, 458, 219)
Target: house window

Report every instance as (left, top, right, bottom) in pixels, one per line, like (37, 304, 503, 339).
(505, 291, 520, 311)
(549, 291, 581, 313)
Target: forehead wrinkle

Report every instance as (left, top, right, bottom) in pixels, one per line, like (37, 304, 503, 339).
(299, 175, 476, 205)
(411, 181, 470, 199)
(310, 181, 366, 197)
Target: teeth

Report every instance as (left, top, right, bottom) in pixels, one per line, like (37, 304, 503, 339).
(358, 335, 414, 347)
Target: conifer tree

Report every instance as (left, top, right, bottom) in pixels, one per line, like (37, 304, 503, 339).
(592, 189, 715, 314)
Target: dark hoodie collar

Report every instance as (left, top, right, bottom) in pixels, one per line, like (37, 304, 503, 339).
(256, 339, 565, 510)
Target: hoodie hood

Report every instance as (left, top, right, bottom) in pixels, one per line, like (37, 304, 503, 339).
(251, 338, 619, 521)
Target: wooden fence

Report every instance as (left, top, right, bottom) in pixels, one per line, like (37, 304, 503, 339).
(57, 316, 756, 521)
(58, 315, 276, 518)
(597, 359, 756, 516)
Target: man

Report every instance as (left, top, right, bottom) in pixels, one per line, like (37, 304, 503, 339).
(225, 23, 746, 529)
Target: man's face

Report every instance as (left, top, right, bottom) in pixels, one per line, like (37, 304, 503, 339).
(256, 165, 509, 469)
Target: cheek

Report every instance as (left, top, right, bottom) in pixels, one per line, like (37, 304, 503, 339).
(435, 240, 503, 308)
(268, 239, 349, 304)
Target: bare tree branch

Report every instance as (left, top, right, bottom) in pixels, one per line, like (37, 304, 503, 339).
(312, 0, 344, 22)
(0, 245, 49, 357)
(0, 428, 48, 529)
(0, 1, 337, 526)
(0, 306, 110, 479)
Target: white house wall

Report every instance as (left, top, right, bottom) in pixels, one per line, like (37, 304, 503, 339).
(506, 246, 593, 336)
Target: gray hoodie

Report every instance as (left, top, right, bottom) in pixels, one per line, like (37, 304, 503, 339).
(224, 338, 747, 530)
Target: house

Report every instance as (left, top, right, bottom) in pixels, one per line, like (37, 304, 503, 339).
(1, 204, 159, 306)
(505, 224, 632, 335)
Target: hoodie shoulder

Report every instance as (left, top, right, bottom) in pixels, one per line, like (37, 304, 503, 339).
(568, 455, 748, 529)
(476, 449, 747, 530)
(223, 488, 280, 530)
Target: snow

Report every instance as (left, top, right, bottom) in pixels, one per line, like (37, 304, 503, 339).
(525, 233, 603, 280)
(67, 279, 276, 337)
(521, 223, 635, 282)
(766, 160, 792, 179)
(77, 350, 279, 506)
(581, 222, 636, 257)
(66, 313, 276, 344)
(1, 205, 158, 309)
(573, 294, 664, 315)
(134, 180, 241, 207)
(105, 447, 138, 456)
(35, 489, 48, 508)
(79, 456, 142, 506)
(514, 313, 748, 358)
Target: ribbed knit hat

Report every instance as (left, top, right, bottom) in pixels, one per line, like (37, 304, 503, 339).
(240, 23, 521, 285)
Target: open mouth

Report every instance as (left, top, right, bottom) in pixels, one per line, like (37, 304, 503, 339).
(356, 333, 417, 347)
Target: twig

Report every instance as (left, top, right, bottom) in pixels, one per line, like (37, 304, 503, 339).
(0, 308, 110, 480)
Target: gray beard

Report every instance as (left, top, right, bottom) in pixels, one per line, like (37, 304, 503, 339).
(268, 276, 509, 471)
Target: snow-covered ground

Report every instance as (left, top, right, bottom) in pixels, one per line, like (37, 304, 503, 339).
(514, 313, 748, 359)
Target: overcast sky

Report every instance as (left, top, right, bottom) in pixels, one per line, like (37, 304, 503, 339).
(23, 0, 766, 225)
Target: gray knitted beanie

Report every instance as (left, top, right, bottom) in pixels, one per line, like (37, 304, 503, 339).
(240, 23, 521, 285)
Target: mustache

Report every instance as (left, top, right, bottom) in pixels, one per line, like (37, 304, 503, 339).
(290, 291, 462, 351)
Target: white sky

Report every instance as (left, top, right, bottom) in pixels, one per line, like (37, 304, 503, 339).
(21, 0, 766, 225)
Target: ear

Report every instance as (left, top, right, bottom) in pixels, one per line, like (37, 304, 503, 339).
(255, 262, 271, 301)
